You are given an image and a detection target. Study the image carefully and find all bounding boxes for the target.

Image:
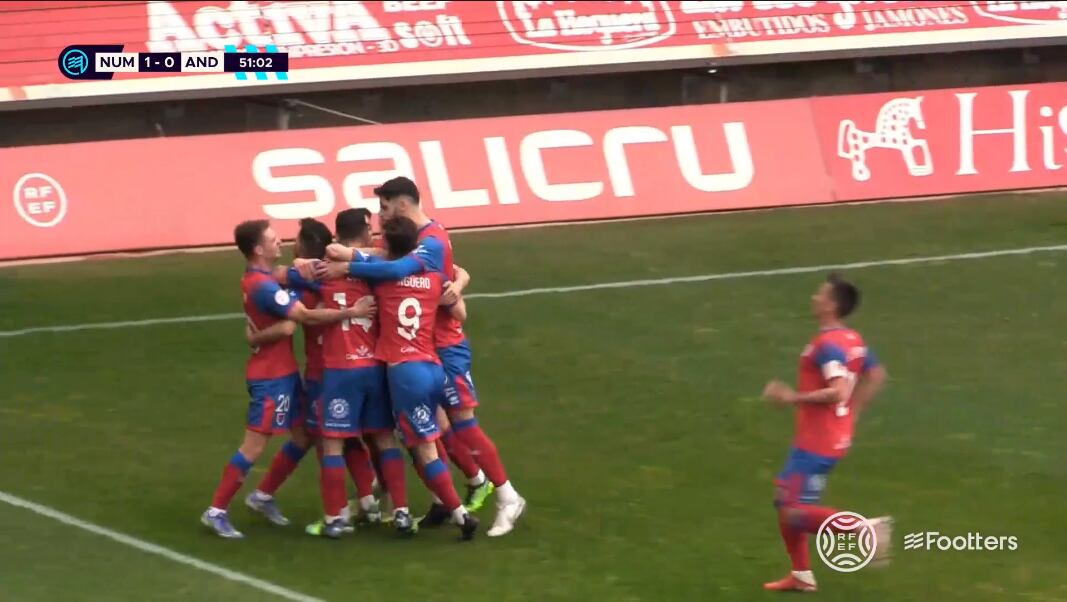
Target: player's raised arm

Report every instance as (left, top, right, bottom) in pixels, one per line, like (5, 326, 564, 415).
(442, 265, 471, 306)
(273, 262, 320, 291)
(289, 297, 376, 326)
(357, 246, 386, 258)
(251, 276, 374, 326)
(318, 236, 445, 282)
(447, 297, 468, 322)
(851, 352, 888, 419)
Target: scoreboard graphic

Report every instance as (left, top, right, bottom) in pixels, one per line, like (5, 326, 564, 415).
(58, 45, 288, 80)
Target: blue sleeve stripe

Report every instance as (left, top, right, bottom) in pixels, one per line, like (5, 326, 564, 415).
(286, 266, 320, 292)
(813, 343, 847, 367)
(862, 350, 880, 372)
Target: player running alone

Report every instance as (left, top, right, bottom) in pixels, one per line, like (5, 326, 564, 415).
(201, 219, 374, 539)
(322, 177, 525, 537)
(761, 274, 891, 592)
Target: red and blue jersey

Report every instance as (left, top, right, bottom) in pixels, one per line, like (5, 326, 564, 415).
(374, 272, 445, 365)
(242, 268, 299, 380)
(318, 277, 380, 370)
(299, 289, 326, 381)
(416, 221, 466, 349)
(794, 327, 878, 458)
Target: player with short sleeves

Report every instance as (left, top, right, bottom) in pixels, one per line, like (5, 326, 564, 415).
(319, 176, 525, 537)
(200, 219, 374, 540)
(760, 274, 892, 593)
(322, 215, 479, 540)
(239, 218, 335, 529)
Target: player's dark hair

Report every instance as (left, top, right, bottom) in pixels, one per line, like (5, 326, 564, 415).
(234, 219, 270, 259)
(335, 208, 372, 243)
(296, 218, 332, 260)
(373, 176, 420, 204)
(383, 216, 419, 259)
(827, 273, 860, 318)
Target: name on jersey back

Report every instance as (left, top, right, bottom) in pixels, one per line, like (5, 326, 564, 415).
(399, 275, 433, 290)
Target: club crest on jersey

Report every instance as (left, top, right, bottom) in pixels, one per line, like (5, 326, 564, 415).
(412, 404, 432, 428)
(329, 398, 349, 420)
(273, 289, 290, 306)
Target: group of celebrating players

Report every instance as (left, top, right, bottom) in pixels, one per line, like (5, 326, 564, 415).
(199, 174, 893, 592)
(201, 176, 525, 542)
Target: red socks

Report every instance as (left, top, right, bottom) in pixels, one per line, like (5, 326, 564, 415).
(442, 429, 481, 481)
(319, 455, 347, 518)
(421, 458, 462, 511)
(256, 440, 306, 496)
(795, 505, 840, 534)
(378, 448, 408, 509)
(778, 512, 810, 571)
(452, 419, 508, 486)
(775, 504, 840, 572)
(343, 440, 376, 499)
(210, 451, 253, 509)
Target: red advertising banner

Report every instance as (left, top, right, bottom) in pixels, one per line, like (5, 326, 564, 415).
(3, 80, 1066, 260)
(811, 84, 1067, 200)
(2, 1, 1066, 105)
(0, 97, 830, 259)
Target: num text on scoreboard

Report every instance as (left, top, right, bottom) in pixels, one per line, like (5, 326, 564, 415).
(94, 52, 288, 74)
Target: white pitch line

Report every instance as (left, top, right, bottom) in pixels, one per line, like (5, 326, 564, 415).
(0, 312, 246, 337)
(1, 243, 1065, 339)
(0, 490, 326, 602)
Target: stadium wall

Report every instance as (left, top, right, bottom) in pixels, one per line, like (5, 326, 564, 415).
(2, 45, 1065, 148)
(3, 80, 1064, 260)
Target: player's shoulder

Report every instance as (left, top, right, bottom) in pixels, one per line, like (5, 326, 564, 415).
(815, 327, 863, 346)
(345, 275, 372, 294)
(242, 270, 272, 290)
(419, 221, 449, 243)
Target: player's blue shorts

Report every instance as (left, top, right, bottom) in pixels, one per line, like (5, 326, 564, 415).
(308, 366, 392, 439)
(301, 377, 322, 435)
(437, 339, 479, 411)
(387, 361, 447, 446)
(774, 447, 838, 507)
(246, 372, 302, 435)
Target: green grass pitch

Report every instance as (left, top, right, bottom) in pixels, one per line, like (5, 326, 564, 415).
(1, 192, 1065, 601)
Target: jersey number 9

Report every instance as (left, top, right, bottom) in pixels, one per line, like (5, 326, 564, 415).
(398, 297, 421, 341)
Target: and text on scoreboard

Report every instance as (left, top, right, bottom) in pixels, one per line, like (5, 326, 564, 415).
(57, 45, 288, 80)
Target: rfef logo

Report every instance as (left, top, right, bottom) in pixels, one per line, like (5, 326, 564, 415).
(13, 173, 67, 228)
(816, 511, 880, 573)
